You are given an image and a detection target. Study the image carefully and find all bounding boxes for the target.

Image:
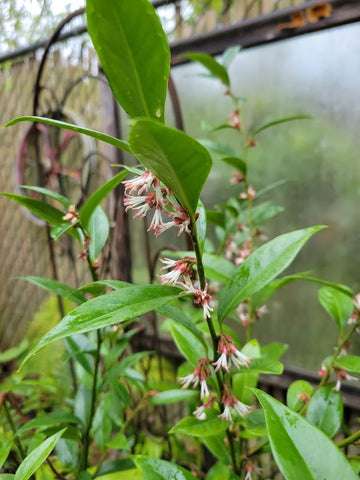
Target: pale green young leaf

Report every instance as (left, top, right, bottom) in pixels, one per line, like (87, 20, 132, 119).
(254, 389, 358, 480)
(86, 0, 169, 121)
(251, 115, 312, 137)
(222, 46, 241, 69)
(218, 226, 325, 321)
(334, 355, 360, 373)
(129, 118, 212, 218)
(14, 428, 66, 480)
(4, 116, 130, 152)
(0, 440, 12, 469)
(18, 276, 86, 304)
(286, 380, 313, 412)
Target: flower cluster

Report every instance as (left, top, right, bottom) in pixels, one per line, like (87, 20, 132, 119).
(123, 170, 191, 237)
(179, 282, 214, 320)
(178, 358, 211, 400)
(213, 333, 250, 372)
(159, 256, 196, 286)
(218, 385, 253, 423)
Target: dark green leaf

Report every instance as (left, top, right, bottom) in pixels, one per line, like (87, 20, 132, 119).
(4, 116, 130, 152)
(0, 440, 12, 469)
(18, 276, 86, 304)
(169, 320, 207, 367)
(93, 399, 112, 450)
(1, 193, 65, 226)
(286, 380, 313, 412)
(80, 170, 128, 229)
(55, 438, 79, 470)
(50, 221, 75, 240)
(21, 285, 181, 366)
(334, 355, 360, 373)
(14, 429, 66, 480)
(182, 52, 230, 86)
(306, 385, 343, 438)
(96, 459, 136, 476)
(134, 456, 197, 480)
(241, 408, 267, 438)
(218, 226, 325, 321)
(74, 385, 91, 427)
(86, 0, 169, 121)
(19, 185, 72, 208)
(129, 119, 212, 218)
(254, 389, 357, 480)
(252, 115, 311, 136)
(17, 412, 81, 435)
(203, 437, 231, 465)
(88, 206, 109, 261)
(318, 287, 354, 333)
(206, 210, 225, 228)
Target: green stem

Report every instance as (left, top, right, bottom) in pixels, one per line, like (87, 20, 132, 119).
(3, 401, 26, 460)
(337, 429, 360, 448)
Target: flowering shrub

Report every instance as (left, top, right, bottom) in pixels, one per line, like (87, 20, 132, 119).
(1, 1, 360, 479)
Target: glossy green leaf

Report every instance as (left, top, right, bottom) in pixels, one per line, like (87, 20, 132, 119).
(150, 389, 197, 405)
(199, 139, 236, 156)
(0, 440, 12, 469)
(157, 303, 207, 352)
(318, 287, 354, 332)
(88, 206, 109, 261)
(19, 185, 72, 208)
(250, 201, 284, 225)
(251, 115, 311, 136)
(286, 380, 313, 412)
(254, 389, 357, 480)
(50, 221, 76, 240)
(14, 428, 66, 480)
(64, 334, 95, 375)
(129, 118, 212, 218)
(21, 285, 181, 366)
(170, 411, 230, 437)
(4, 116, 130, 152)
(196, 200, 207, 254)
(97, 459, 136, 477)
(182, 52, 230, 86)
(80, 170, 128, 229)
(86, 0, 169, 121)
(56, 438, 79, 470)
(18, 276, 86, 304)
(134, 456, 197, 480)
(334, 355, 360, 373)
(233, 357, 283, 375)
(1, 193, 65, 226)
(74, 384, 91, 427)
(218, 226, 324, 321)
(203, 253, 235, 283)
(169, 320, 207, 367)
(261, 342, 288, 360)
(232, 339, 260, 404)
(241, 409, 267, 438)
(306, 385, 343, 438)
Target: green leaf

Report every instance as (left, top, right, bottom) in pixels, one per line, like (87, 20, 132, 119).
(56, 438, 79, 470)
(80, 170, 128, 229)
(0, 340, 29, 362)
(4, 116, 130, 152)
(232, 340, 260, 404)
(20, 285, 181, 366)
(306, 385, 343, 438)
(170, 411, 230, 437)
(233, 357, 283, 375)
(93, 399, 112, 451)
(250, 201, 284, 225)
(203, 253, 236, 284)
(318, 287, 354, 333)
(0, 440, 12, 469)
(0, 476, 14, 480)
(129, 119, 212, 218)
(334, 355, 360, 373)
(18, 276, 86, 304)
(261, 342, 288, 360)
(149, 389, 197, 405)
(14, 428, 66, 480)
(220, 156, 247, 175)
(50, 221, 76, 240)
(182, 52, 230, 86)
(222, 46, 241, 69)
(88, 206, 109, 261)
(254, 389, 358, 480)
(19, 185, 72, 208)
(203, 437, 231, 465)
(218, 226, 325, 321)
(1, 193, 65, 226)
(169, 320, 207, 367)
(86, 0, 169, 121)
(196, 200, 207, 254)
(241, 409, 267, 438)
(198, 139, 236, 156)
(134, 456, 197, 480)
(17, 412, 81, 435)
(251, 115, 311, 136)
(286, 380, 313, 412)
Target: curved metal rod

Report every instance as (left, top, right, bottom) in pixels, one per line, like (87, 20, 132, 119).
(33, 7, 85, 116)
